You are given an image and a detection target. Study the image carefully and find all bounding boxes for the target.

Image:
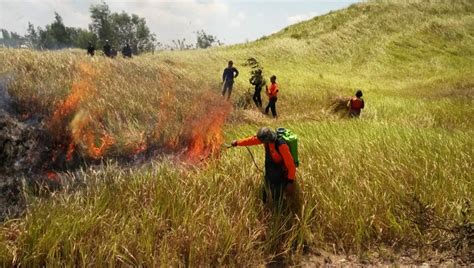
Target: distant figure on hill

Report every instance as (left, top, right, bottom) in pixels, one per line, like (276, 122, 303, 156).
(87, 41, 95, 56)
(249, 69, 264, 108)
(347, 89, 365, 118)
(264, 75, 279, 118)
(110, 48, 118, 58)
(122, 43, 132, 58)
(222, 60, 239, 100)
(230, 127, 301, 215)
(103, 40, 112, 57)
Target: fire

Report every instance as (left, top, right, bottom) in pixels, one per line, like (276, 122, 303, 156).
(46, 62, 231, 166)
(70, 110, 115, 159)
(49, 62, 114, 161)
(50, 63, 97, 132)
(185, 93, 232, 161)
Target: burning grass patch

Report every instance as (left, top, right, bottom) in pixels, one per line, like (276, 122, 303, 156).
(2, 54, 234, 170)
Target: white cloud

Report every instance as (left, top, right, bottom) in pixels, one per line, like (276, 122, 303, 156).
(106, 0, 230, 42)
(0, 0, 230, 43)
(229, 11, 246, 28)
(0, 0, 359, 45)
(287, 11, 319, 25)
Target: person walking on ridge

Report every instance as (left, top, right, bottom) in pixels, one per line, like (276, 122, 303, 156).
(250, 69, 264, 108)
(347, 89, 365, 118)
(122, 43, 132, 58)
(87, 41, 95, 56)
(222, 60, 239, 100)
(265, 75, 279, 118)
(103, 40, 112, 57)
(230, 127, 301, 214)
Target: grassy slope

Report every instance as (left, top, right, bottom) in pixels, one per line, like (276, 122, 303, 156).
(1, 0, 473, 266)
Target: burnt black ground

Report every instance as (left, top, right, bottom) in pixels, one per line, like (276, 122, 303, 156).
(0, 74, 52, 221)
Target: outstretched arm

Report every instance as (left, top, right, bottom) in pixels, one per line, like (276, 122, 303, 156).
(231, 136, 262, 147)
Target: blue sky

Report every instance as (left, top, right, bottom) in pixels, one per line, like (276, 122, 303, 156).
(0, 0, 360, 45)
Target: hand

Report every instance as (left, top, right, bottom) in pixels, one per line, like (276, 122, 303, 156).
(231, 140, 238, 147)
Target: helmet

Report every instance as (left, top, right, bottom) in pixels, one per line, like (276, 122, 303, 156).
(257, 127, 276, 143)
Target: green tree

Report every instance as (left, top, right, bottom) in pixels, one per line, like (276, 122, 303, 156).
(71, 29, 98, 49)
(195, 30, 222, 49)
(90, 2, 156, 54)
(38, 13, 75, 49)
(89, 2, 114, 47)
(50, 13, 71, 45)
(25, 22, 39, 48)
(0, 29, 25, 47)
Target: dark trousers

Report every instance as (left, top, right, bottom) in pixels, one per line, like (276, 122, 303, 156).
(263, 162, 287, 204)
(262, 162, 302, 216)
(349, 109, 361, 118)
(222, 80, 234, 99)
(265, 97, 277, 117)
(253, 87, 262, 107)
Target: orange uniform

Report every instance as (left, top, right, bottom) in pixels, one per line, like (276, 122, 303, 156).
(236, 136, 296, 180)
(267, 83, 279, 98)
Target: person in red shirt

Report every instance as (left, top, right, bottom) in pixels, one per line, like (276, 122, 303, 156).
(347, 89, 365, 118)
(231, 127, 301, 214)
(264, 75, 279, 118)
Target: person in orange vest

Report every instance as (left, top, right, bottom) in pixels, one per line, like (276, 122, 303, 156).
(347, 89, 365, 118)
(231, 127, 301, 214)
(264, 75, 279, 118)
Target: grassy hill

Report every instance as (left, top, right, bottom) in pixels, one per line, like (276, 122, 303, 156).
(0, 0, 473, 266)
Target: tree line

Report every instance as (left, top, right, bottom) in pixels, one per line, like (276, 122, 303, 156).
(0, 2, 222, 54)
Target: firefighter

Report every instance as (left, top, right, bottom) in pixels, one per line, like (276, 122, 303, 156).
(103, 40, 112, 57)
(87, 41, 95, 56)
(347, 89, 365, 118)
(230, 127, 301, 214)
(122, 43, 132, 58)
(264, 75, 279, 118)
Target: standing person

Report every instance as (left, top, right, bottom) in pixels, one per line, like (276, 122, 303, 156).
(110, 47, 118, 58)
(222, 60, 239, 100)
(87, 41, 95, 56)
(103, 40, 111, 57)
(249, 69, 264, 108)
(347, 89, 365, 118)
(230, 127, 301, 214)
(265, 75, 279, 118)
(122, 43, 132, 58)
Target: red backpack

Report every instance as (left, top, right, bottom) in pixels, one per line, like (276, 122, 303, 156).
(350, 97, 364, 109)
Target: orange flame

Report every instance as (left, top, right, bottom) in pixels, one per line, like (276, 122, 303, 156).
(185, 93, 232, 161)
(49, 62, 114, 160)
(50, 63, 97, 131)
(70, 111, 115, 159)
